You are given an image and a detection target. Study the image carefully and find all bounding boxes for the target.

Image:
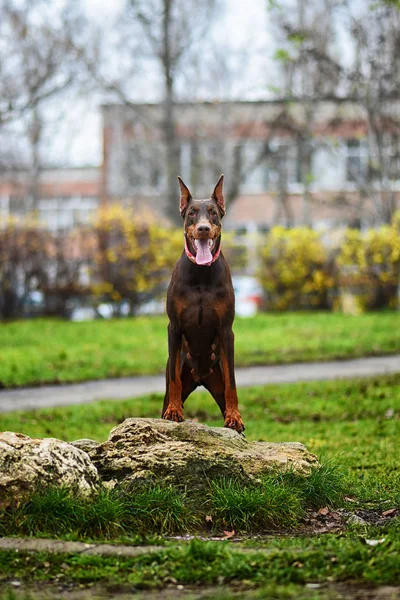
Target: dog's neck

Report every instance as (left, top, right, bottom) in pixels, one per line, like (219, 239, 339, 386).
(184, 235, 221, 267)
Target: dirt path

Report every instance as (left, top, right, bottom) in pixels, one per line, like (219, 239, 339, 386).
(0, 354, 399, 413)
(0, 536, 164, 558)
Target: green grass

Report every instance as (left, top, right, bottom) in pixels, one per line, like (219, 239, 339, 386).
(0, 485, 197, 539)
(0, 531, 399, 593)
(0, 465, 344, 540)
(0, 463, 345, 540)
(2, 373, 399, 512)
(1, 374, 399, 522)
(209, 462, 345, 532)
(0, 374, 400, 600)
(1, 311, 400, 387)
(1, 374, 400, 593)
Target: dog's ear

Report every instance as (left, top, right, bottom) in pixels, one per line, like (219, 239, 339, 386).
(212, 174, 225, 216)
(178, 176, 192, 216)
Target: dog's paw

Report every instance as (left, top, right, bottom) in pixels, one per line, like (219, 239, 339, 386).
(224, 411, 245, 433)
(162, 407, 185, 423)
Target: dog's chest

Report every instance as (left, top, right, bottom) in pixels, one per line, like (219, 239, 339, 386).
(180, 285, 224, 329)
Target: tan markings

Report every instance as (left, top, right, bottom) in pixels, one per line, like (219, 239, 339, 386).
(174, 296, 187, 319)
(164, 346, 183, 419)
(219, 347, 244, 432)
(186, 224, 197, 239)
(186, 222, 221, 241)
(213, 299, 228, 324)
(219, 348, 238, 407)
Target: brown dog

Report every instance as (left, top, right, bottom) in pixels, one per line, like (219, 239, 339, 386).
(161, 175, 245, 433)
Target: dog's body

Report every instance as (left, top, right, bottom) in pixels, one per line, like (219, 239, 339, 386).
(162, 175, 245, 433)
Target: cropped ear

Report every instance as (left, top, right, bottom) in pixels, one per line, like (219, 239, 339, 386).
(212, 174, 225, 215)
(178, 176, 192, 216)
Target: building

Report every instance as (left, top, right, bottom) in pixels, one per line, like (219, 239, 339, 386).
(1, 98, 399, 232)
(0, 166, 100, 230)
(102, 98, 400, 230)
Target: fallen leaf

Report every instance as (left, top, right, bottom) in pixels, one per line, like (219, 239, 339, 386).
(205, 515, 213, 523)
(344, 496, 356, 502)
(329, 511, 341, 521)
(382, 508, 398, 517)
(318, 507, 329, 516)
(223, 529, 235, 538)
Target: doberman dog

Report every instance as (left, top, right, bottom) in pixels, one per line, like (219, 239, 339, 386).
(162, 174, 245, 433)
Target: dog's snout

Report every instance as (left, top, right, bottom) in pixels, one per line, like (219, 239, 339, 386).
(197, 223, 211, 234)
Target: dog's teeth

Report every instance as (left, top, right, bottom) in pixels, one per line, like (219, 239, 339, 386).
(208, 240, 213, 247)
(194, 240, 198, 249)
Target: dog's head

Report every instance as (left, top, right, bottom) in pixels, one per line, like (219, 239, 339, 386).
(178, 175, 225, 266)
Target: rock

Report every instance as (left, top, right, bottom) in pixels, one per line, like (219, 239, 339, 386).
(72, 418, 318, 491)
(347, 514, 368, 526)
(0, 432, 99, 505)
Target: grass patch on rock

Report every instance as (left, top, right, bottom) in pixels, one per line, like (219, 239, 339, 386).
(210, 462, 346, 532)
(0, 462, 345, 539)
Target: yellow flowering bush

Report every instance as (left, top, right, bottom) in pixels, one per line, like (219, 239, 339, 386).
(259, 226, 335, 310)
(222, 232, 248, 273)
(337, 218, 400, 310)
(93, 205, 182, 314)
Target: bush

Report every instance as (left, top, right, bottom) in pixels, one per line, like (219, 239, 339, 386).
(258, 226, 336, 310)
(0, 222, 92, 320)
(337, 220, 400, 310)
(93, 205, 182, 315)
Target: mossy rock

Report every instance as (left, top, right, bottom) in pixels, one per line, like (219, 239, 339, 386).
(72, 418, 318, 492)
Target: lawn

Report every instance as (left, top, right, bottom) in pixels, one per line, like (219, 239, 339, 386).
(0, 374, 399, 597)
(1, 311, 400, 387)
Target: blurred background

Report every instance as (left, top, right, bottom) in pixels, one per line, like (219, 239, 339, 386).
(1, 0, 400, 321)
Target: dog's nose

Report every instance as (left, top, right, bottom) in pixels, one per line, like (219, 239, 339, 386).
(197, 224, 211, 234)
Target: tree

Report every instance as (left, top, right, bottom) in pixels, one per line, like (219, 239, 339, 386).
(268, 0, 341, 225)
(268, 0, 400, 225)
(84, 0, 219, 224)
(0, 222, 94, 319)
(0, 0, 88, 208)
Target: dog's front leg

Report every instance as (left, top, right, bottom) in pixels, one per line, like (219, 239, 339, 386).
(162, 323, 184, 423)
(219, 328, 245, 433)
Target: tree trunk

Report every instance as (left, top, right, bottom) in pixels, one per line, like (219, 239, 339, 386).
(162, 0, 181, 225)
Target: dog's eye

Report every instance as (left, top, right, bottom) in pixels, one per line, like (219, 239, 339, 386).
(210, 210, 217, 217)
(188, 210, 196, 218)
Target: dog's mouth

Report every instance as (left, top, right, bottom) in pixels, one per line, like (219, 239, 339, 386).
(192, 237, 215, 265)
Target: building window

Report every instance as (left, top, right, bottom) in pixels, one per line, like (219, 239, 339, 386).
(286, 142, 302, 184)
(388, 134, 400, 182)
(241, 140, 267, 193)
(346, 139, 367, 183)
(126, 143, 164, 192)
(269, 139, 303, 188)
(38, 197, 98, 231)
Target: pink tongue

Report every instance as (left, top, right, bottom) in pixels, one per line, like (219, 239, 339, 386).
(196, 239, 213, 265)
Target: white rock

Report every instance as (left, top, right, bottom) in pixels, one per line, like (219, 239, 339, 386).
(0, 431, 99, 505)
